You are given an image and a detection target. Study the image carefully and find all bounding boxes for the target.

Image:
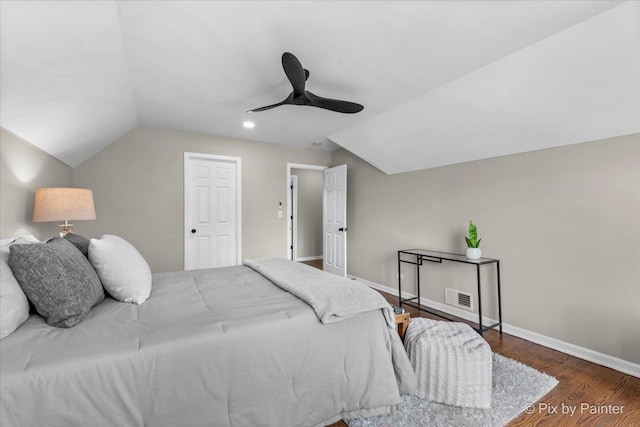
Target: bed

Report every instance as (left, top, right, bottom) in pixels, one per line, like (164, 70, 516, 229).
(0, 262, 416, 427)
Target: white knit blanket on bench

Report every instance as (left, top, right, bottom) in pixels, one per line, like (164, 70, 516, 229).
(244, 258, 395, 328)
(405, 318, 492, 408)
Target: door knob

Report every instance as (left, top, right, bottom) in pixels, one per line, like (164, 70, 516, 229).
(339, 227, 348, 232)
(191, 229, 196, 234)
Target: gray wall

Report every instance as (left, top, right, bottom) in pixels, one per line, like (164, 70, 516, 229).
(291, 168, 323, 259)
(0, 128, 73, 240)
(4, 122, 638, 365)
(331, 133, 640, 364)
(72, 126, 331, 272)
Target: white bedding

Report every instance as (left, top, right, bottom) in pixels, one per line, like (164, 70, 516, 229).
(244, 258, 396, 327)
(1, 264, 416, 427)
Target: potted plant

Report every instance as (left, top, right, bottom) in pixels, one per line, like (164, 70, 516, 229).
(465, 220, 482, 260)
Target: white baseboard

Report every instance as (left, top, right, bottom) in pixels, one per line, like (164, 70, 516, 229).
(348, 274, 640, 378)
(296, 255, 323, 262)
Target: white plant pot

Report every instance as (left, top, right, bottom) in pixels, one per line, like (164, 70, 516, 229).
(466, 247, 482, 260)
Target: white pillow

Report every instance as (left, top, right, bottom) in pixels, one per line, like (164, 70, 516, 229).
(0, 234, 39, 247)
(0, 237, 37, 339)
(89, 235, 152, 305)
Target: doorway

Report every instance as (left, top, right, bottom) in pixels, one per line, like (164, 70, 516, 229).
(184, 152, 242, 270)
(286, 163, 326, 262)
(290, 168, 324, 262)
(286, 163, 348, 277)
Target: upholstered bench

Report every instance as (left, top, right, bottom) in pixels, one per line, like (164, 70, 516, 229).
(395, 312, 411, 340)
(404, 318, 492, 408)
(390, 304, 410, 340)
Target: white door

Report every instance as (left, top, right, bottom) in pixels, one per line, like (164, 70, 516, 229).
(184, 153, 241, 270)
(323, 164, 347, 276)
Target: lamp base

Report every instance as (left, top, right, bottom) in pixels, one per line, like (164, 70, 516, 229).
(59, 220, 74, 237)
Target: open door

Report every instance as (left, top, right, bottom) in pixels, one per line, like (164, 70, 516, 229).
(323, 164, 347, 277)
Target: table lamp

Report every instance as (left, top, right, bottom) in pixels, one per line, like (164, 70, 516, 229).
(33, 188, 96, 237)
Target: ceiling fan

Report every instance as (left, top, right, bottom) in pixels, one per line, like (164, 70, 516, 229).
(248, 52, 364, 114)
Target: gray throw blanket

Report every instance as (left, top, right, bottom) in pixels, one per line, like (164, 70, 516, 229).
(244, 258, 396, 328)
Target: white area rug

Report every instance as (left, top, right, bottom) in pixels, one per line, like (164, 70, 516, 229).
(346, 353, 558, 427)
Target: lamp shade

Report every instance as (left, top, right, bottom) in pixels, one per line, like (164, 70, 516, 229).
(33, 188, 96, 222)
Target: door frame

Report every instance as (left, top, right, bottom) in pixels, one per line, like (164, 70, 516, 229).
(286, 163, 327, 260)
(184, 152, 242, 269)
(290, 175, 298, 261)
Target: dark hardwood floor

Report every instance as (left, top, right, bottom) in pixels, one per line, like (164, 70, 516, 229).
(301, 259, 323, 270)
(380, 295, 640, 426)
(301, 261, 640, 426)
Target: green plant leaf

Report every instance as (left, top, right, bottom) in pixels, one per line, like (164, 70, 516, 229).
(476, 238, 481, 248)
(466, 220, 480, 247)
(469, 220, 477, 242)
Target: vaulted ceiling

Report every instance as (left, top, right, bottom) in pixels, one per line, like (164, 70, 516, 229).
(1, 1, 638, 173)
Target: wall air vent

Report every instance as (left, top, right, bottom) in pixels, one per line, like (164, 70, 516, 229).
(445, 288, 473, 311)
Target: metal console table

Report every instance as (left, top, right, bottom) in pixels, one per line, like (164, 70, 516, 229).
(398, 249, 502, 335)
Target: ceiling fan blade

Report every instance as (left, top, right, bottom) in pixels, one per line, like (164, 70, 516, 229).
(247, 93, 294, 113)
(306, 91, 364, 114)
(282, 52, 306, 97)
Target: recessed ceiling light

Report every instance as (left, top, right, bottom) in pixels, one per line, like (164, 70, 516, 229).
(243, 121, 255, 129)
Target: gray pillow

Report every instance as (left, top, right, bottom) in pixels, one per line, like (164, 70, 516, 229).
(8, 238, 105, 328)
(62, 233, 90, 258)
